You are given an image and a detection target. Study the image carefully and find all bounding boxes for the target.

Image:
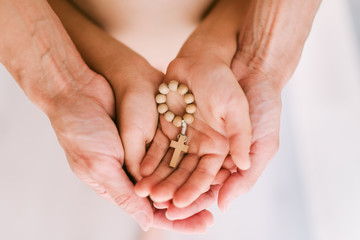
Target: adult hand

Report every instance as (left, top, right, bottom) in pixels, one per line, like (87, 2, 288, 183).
(47, 70, 157, 230)
(217, 0, 322, 210)
(136, 0, 322, 214)
(217, 66, 282, 211)
(1, 0, 214, 233)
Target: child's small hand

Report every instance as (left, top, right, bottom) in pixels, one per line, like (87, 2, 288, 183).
(101, 54, 215, 232)
(135, 54, 252, 208)
(108, 58, 163, 182)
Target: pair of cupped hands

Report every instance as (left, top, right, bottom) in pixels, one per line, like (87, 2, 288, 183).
(48, 14, 282, 235)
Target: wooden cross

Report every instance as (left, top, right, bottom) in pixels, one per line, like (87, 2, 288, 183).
(169, 135, 189, 168)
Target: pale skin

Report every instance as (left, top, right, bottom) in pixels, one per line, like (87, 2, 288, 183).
(48, 0, 220, 233)
(48, 0, 249, 227)
(0, 0, 322, 234)
(0, 0, 213, 234)
(135, 0, 253, 208)
(50, 0, 254, 211)
(135, 0, 323, 213)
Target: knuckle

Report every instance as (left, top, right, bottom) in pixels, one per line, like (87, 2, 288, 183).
(112, 193, 136, 212)
(191, 199, 201, 212)
(167, 58, 189, 77)
(167, 58, 183, 71)
(196, 167, 216, 186)
(205, 187, 216, 201)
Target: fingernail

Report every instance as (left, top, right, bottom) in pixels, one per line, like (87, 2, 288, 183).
(165, 210, 176, 221)
(134, 212, 151, 231)
(240, 159, 251, 171)
(165, 211, 172, 220)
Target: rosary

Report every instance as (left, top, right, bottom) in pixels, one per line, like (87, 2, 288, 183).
(155, 80, 197, 168)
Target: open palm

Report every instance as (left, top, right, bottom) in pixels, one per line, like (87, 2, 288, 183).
(46, 68, 214, 232)
(155, 56, 283, 215)
(135, 55, 252, 208)
(47, 72, 157, 226)
(216, 54, 283, 210)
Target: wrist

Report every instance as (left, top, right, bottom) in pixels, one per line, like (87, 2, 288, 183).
(235, 0, 322, 87)
(108, 57, 163, 96)
(0, 0, 94, 113)
(26, 65, 99, 115)
(99, 43, 157, 82)
(177, 0, 250, 64)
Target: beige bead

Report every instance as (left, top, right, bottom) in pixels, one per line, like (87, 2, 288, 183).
(177, 84, 188, 95)
(155, 94, 167, 104)
(185, 104, 197, 114)
(183, 113, 194, 124)
(184, 93, 195, 104)
(164, 111, 175, 122)
(172, 116, 182, 127)
(157, 104, 168, 114)
(168, 80, 179, 91)
(159, 83, 170, 95)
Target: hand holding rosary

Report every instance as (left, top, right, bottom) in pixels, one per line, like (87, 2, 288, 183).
(155, 80, 197, 168)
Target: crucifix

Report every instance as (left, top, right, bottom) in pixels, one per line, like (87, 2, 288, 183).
(155, 81, 196, 168)
(169, 134, 189, 168)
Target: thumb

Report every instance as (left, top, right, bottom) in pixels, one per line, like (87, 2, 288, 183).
(224, 88, 252, 170)
(118, 92, 158, 181)
(86, 158, 154, 231)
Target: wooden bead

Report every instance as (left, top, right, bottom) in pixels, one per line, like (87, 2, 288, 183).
(164, 111, 175, 122)
(177, 84, 188, 95)
(183, 113, 194, 124)
(172, 116, 182, 127)
(184, 93, 194, 104)
(185, 104, 196, 114)
(155, 94, 167, 104)
(157, 104, 168, 114)
(159, 83, 170, 95)
(168, 80, 179, 91)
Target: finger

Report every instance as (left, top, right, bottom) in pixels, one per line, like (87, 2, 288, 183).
(218, 138, 278, 212)
(217, 171, 246, 212)
(225, 93, 252, 170)
(153, 201, 171, 209)
(150, 154, 198, 203)
(212, 168, 231, 185)
(166, 185, 220, 220)
(140, 129, 170, 177)
(135, 150, 175, 197)
(222, 155, 236, 170)
(173, 153, 224, 208)
(86, 158, 154, 231)
(121, 126, 146, 181)
(153, 209, 213, 234)
(119, 92, 157, 181)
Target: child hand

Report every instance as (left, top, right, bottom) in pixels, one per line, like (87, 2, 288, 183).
(135, 54, 252, 208)
(108, 58, 163, 182)
(95, 53, 216, 231)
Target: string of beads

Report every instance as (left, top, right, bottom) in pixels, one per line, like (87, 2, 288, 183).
(156, 80, 196, 127)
